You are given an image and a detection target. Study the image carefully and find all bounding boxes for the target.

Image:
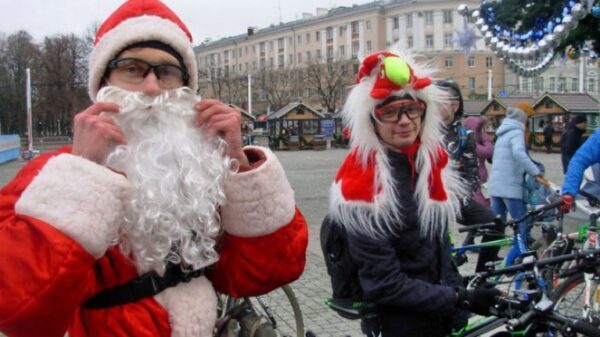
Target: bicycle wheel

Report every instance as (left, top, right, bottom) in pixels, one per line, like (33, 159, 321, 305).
(226, 285, 304, 337)
(551, 273, 600, 334)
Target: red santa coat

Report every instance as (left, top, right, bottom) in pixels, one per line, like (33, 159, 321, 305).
(0, 146, 307, 337)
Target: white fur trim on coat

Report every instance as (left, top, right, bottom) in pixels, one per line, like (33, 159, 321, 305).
(220, 146, 295, 237)
(88, 15, 198, 101)
(15, 154, 130, 258)
(155, 276, 217, 337)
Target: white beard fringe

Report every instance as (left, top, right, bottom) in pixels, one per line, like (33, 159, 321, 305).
(98, 86, 232, 274)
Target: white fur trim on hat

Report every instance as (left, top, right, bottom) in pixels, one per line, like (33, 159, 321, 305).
(155, 276, 217, 337)
(88, 15, 197, 101)
(220, 146, 295, 237)
(15, 154, 130, 258)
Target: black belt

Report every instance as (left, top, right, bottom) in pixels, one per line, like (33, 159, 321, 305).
(83, 263, 206, 309)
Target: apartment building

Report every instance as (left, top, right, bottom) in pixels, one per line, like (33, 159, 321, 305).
(506, 56, 600, 102)
(195, 0, 503, 112)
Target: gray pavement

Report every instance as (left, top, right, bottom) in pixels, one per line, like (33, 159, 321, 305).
(0, 150, 575, 337)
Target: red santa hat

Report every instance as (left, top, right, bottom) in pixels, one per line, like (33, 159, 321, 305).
(330, 51, 467, 237)
(88, 0, 197, 100)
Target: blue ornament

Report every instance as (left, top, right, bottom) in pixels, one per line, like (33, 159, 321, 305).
(592, 5, 600, 19)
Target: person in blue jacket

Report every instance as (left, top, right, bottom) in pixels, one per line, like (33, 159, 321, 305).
(488, 107, 543, 246)
(560, 129, 600, 211)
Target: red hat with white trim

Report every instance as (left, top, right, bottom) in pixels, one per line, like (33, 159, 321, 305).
(88, 0, 197, 100)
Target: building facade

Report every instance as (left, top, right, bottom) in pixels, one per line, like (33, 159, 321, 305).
(194, 0, 503, 113)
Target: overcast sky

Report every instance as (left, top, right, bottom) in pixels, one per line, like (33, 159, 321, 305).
(0, 0, 372, 44)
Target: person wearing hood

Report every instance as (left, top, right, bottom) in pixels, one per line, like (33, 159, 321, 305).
(436, 80, 498, 272)
(323, 52, 501, 337)
(488, 108, 542, 247)
(560, 114, 587, 173)
(463, 116, 494, 207)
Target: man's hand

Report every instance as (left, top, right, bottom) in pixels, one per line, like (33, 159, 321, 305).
(456, 287, 503, 316)
(195, 99, 249, 168)
(72, 103, 125, 165)
(560, 194, 575, 213)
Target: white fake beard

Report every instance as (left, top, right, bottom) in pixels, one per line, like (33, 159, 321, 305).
(98, 86, 232, 274)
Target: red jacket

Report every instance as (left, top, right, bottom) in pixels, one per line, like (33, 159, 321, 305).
(0, 146, 307, 337)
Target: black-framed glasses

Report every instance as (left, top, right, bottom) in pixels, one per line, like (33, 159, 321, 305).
(374, 99, 426, 123)
(107, 58, 189, 89)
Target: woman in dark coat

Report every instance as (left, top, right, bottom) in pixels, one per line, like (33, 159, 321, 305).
(560, 115, 587, 173)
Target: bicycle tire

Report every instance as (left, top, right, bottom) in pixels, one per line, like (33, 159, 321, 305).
(226, 285, 304, 337)
(551, 273, 600, 336)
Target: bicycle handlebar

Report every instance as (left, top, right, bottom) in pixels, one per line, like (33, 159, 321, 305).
(547, 312, 600, 337)
(458, 222, 496, 233)
(504, 198, 564, 228)
(477, 247, 600, 279)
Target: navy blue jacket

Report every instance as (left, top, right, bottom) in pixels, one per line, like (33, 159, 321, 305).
(344, 150, 466, 337)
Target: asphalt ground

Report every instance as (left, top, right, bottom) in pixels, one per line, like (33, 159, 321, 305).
(0, 149, 583, 337)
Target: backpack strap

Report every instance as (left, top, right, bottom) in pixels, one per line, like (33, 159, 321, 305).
(83, 263, 207, 309)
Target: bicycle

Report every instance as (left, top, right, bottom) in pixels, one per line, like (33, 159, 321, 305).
(326, 247, 600, 336)
(216, 285, 305, 337)
(536, 192, 600, 331)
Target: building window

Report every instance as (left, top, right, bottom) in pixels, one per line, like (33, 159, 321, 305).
(278, 38, 284, 50)
(407, 13, 413, 28)
(366, 20, 372, 30)
(366, 40, 372, 53)
(521, 78, 529, 92)
(443, 10, 453, 24)
(306, 51, 312, 62)
(297, 35, 302, 44)
(316, 31, 320, 41)
(444, 33, 453, 47)
(297, 53, 302, 63)
(351, 21, 359, 35)
(445, 57, 453, 67)
(549, 77, 555, 91)
(538, 77, 544, 91)
(306, 33, 310, 43)
(269, 57, 274, 68)
(468, 77, 476, 90)
(269, 41, 273, 52)
(352, 41, 359, 58)
(245, 46, 248, 55)
(486, 57, 493, 68)
(468, 56, 475, 67)
(288, 37, 292, 46)
(572, 78, 579, 92)
(589, 78, 596, 92)
(316, 49, 322, 60)
(424, 11, 433, 25)
(302, 120, 319, 135)
(393, 16, 399, 29)
(545, 99, 554, 109)
(288, 54, 293, 65)
(425, 35, 434, 48)
(326, 26, 333, 40)
(558, 77, 566, 92)
(407, 36, 413, 48)
(339, 26, 344, 36)
(533, 77, 541, 92)
(326, 46, 333, 60)
(339, 45, 345, 58)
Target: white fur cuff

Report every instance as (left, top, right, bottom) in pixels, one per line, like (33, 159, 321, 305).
(15, 154, 130, 258)
(221, 146, 295, 237)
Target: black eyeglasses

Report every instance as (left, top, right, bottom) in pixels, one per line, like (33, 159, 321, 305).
(107, 58, 189, 89)
(374, 99, 427, 123)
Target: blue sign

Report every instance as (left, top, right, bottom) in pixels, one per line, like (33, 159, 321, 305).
(321, 120, 335, 137)
(497, 90, 508, 97)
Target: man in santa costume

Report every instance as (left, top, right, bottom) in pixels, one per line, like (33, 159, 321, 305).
(325, 52, 500, 337)
(0, 1, 307, 337)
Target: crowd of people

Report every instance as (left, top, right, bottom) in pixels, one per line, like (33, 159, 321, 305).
(0, 1, 596, 337)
